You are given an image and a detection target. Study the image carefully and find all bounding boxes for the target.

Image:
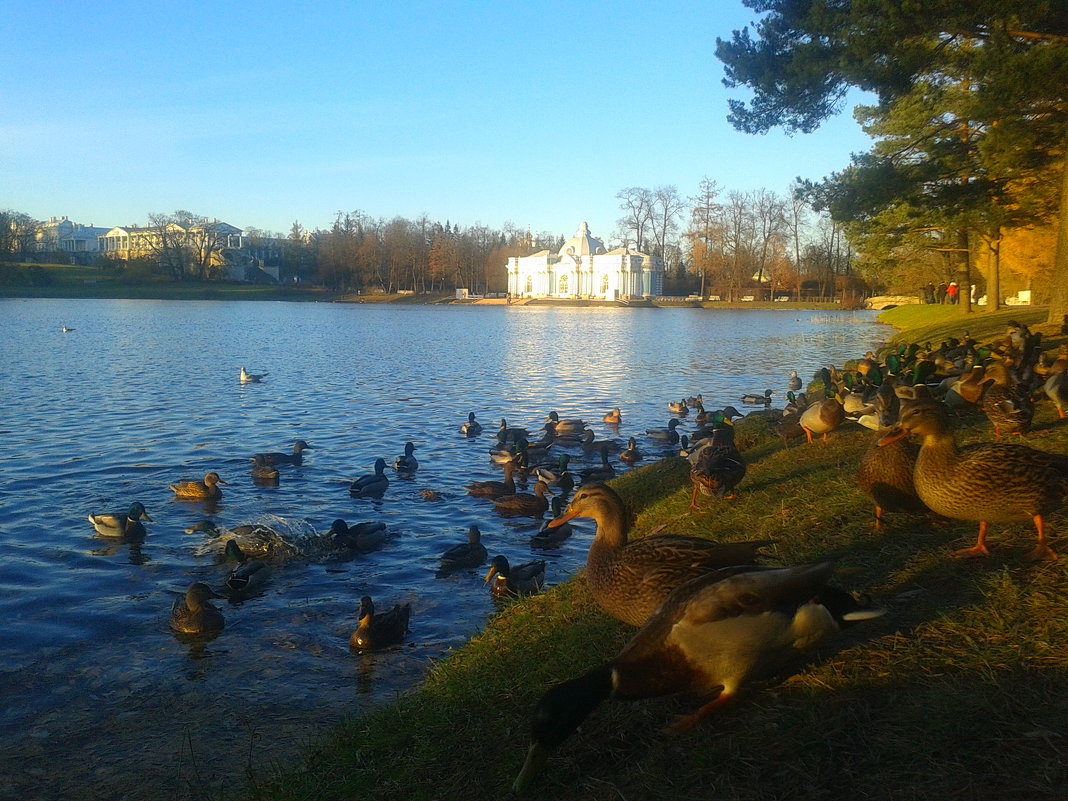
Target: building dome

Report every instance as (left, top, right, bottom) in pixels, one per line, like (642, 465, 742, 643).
(558, 222, 605, 257)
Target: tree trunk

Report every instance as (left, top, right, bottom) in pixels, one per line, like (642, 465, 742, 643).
(955, 228, 972, 314)
(985, 233, 1001, 313)
(1047, 145, 1068, 326)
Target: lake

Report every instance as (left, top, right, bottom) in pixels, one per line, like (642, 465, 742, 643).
(0, 298, 890, 800)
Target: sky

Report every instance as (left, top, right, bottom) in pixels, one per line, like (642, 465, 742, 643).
(1, 0, 876, 244)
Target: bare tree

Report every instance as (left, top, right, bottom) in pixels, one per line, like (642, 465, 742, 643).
(615, 187, 653, 251)
(649, 185, 686, 265)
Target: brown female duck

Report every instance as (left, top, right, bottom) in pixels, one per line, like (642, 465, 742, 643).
(980, 360, 1033, 437)
(467, 462, 517, 499)
(170, 582, 225, 636)
(491, 480, 553, 518)
(880, 397, 1068, 560)
(170, 472, 226, 501)
(543, 483, 774, 626)
(688, 423, 746, 508)
(857, 384, 927, 530)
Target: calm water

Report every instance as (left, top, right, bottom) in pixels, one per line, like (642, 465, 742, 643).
(0, 299, 888, 800)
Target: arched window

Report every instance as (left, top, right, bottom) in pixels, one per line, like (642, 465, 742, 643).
(524, 276, 533, 294)
(558, 274, 569, 295)
(600, 274, 609, 295)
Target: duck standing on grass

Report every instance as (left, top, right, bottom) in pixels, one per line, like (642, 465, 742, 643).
(543, 483, 775, 626)
(511, 561, 884, 793)
(349, 596, 411, 651)
(879, 397, 1068, 560)
(688, 423, 746, 508)
(170, 472, 226, 501)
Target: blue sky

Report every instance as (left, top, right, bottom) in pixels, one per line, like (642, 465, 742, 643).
(1, 0, 874, 242)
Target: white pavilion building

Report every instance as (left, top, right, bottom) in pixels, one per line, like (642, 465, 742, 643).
(506, 222, 663, 300)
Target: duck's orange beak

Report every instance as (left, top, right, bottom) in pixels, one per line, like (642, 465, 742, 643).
(877, 428, 910, 446)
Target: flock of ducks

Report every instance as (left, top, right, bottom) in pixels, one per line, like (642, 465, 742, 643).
(85, 321, 1068, 792)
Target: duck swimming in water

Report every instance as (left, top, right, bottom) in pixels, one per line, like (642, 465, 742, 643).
(349, 458, 389, 498)
(170, 472, 226, 501)
(170, 582, 226, 636)
(239, 367, 267, 383)
(350, 596, 411, 651)
(252, 440, 315, 466)
(439, 525, 489, 571)
(392, 441, 418, 473)
(460, 412, 483, 437)
(88, 502, 152, 539)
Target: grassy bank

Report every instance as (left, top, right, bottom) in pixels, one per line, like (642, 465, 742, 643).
(246, 304, 1068, 801)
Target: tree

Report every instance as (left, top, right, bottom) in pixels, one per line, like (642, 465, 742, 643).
(615, 187, 654, 251)
(716, 0, 1068, 323)
(0, 210, 39, 261)
(649, 185, 686, 262)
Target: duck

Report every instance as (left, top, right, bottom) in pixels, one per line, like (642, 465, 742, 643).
(511, 561, 884, 794)
(1042, 370, 1068, 419)
(688, 424, 746, 508)
(489, 440, 524, 466)
(787, 370, 803, 391)
(222, 539, 271, 596)
(239, 367, 267, 383)
(392, 441, 418, 473)
(879, 396, 1068, 560)
(693, 403, 713, 425)
(88, 502, 152, 538)
(170, 472, 226, 501)
(498, 419, 529, 444)
(252, 439, 315, 466)
(857, 385, 928, 530)
(467, 462, 517, 499)
(60, 326, 75, 333)
(645, 418, 681, 444)
(542, 483, 775, 626)
(491, 480, 553, 518)
(602, 407, 622, 425)
(799, 391, 845, 444)
(685, 394, 704, 408)
(530, 497, 574, 548)
(981, 361, 1034, 437)
(250, 454, 280, 482)
(349, 458, 389, 498)
(619, 437, 642, 464)
(349, 596, 411, 651)
(170, 582, 226, 636)
(577, 444, 616, 484)
(533, 454, 574, 493)
(543, 411, 587, 436)
(740, 389, 773, 405)
(460, 411, 483, 437)
(439, 525, 488, 571)
(484, 555, 546, 598)
(667, 399, 689, 416)
(187, 520, 302, 562)
(327, 519, 388, 551)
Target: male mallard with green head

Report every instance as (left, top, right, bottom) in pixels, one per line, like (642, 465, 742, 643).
(88, 502, 152, 538)
(484, 555, 546, 598)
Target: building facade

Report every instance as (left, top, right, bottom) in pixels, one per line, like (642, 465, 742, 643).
(506, 222, 663, 300)
(35, 217, 110, 264)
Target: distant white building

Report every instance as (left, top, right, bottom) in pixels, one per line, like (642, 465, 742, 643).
(506, 222, 663, 300)
(35, 217, 110, 263)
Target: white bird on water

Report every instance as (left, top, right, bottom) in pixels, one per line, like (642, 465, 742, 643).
(240, 367, 267, 383)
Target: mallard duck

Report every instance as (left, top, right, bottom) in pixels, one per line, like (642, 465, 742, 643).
(774, 411, 807, 447)
(170, 472, 226, 500)
(1043, 371, 1068, 419)
(492, 480, 553, 518)
(645, 418, 681, 444)
(467, 462, 517, 498)
(619, 437, 642, 464)
(170, 582, 226, 636)
(534, 454, 574, 493)
(187, 520, 302, 561)
(392, 441, 418, 473)
(530, 497, 573, 548)
(327, 519, 388, 551)
(799, 393, 845, 444)
(88, 502, 152, 538)
(880, 397, 1068, 560)
(578, 444, 616, 483)
(602, 407, 622, 425)
(222, 539, 270, 596)
(498, 419, 529, 444)
(511, 560, 884, 793)
(439, 525, 488, 570)
(460, 411, 483, 437)
(857, 385, 927, 530)
(788, 370, 802, 391)
(60, 326, 75, 333)
(543, 483, 775, 626)
(239, 367, 267, 383)
(978, 361, 1033, 437)
(943, 365, 991, 410)
(544, 411, 587, 434)
(252, 439, 315, 466)
(349, 596, 411, 651)
(250, 454, 280, 482)
(349, 458, 389, 498)
(688, 424, 746, 508)
(667, 399, 689, 416)
(741, 389, 773, 405)
(484, 555, 546, 598)
(685, 394, 703, 408)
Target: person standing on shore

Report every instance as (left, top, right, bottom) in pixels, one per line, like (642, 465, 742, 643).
(947, 281, 959, 305)
(936, 282, 947, 304)
(924, 283, 935, 304)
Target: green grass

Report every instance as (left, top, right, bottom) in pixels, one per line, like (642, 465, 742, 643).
(247, 337, 1068, 801)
